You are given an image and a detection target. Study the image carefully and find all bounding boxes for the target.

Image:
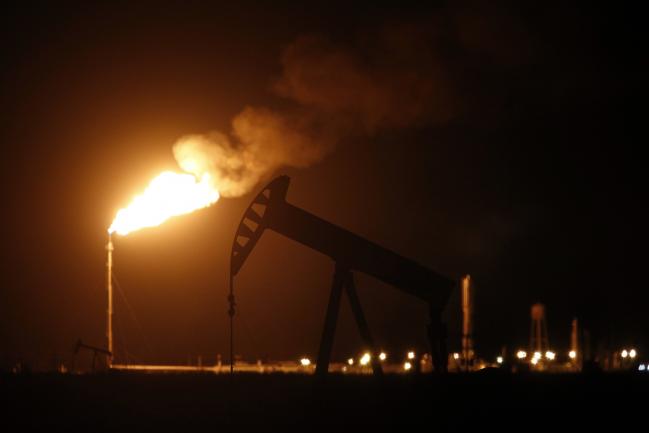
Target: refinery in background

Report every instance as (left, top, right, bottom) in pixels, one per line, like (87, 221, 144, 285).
(11, 274, 643, 375)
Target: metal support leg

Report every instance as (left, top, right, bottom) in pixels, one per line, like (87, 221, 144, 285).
(345, 273, 383, 376)
(316, 264, 346, 377)
(428, 306, 448, 373)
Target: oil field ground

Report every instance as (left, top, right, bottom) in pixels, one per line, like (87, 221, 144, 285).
(2, 372, 646, 431)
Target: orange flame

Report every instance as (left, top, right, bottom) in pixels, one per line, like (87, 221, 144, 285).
(108, 171, 219, 236)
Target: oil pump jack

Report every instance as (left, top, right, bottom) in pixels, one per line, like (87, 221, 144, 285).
(229, 176, 454, 376)
(72, 339, 112, 372)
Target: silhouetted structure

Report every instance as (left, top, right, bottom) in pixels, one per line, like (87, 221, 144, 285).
(229, 176, 454, 376)
(530, 303, 550, 356)
(461, 275, 474, 371)
(73, 339, 112, 372)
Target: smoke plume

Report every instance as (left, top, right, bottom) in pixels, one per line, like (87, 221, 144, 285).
(173, 22, 460, 197)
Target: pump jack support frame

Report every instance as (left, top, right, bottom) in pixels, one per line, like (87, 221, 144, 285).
(316, 264, 383, 377)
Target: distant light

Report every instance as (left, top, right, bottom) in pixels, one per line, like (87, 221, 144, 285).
(347, 358, 354, 366)
(569, 350, 577, 359)
(360, 353, 371, 366)
(407, 351, 416, 360)
(533, 351, 542, 360)
(300, 358, 311, 367)
(404, 361, 412, 371)
(621, 350, 629, 358)
(639, 364, 646, 371)
(497, 356, 503, 364)
(453, 353, 460, 360)
(531, 357, 539, 365)
(630, 349, 637, 359)
(516, 350, 527, 359)
(342, 366, 348, 372)
(379, 352, 387, 361)
(545, 351, 556, 361)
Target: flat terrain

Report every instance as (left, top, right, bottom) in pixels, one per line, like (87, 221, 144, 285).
(1, 371, 645, 431)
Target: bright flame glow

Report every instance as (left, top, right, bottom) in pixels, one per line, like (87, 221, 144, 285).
(404, 361, 412, 371)
(569, 350, 577, 359)
(360, 353, 371, 366)
(407, 351, 415, 360)
(109, 171, 219, 236)
(300, 358, 311, 366)
(516, 350, 527, 359)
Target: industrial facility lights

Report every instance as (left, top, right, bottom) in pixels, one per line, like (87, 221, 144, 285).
(404, 361, 412, 371)
(300, 358, 311, 367)
(347, 358, 354, 366)
(545, 351, 556, 361)
(516, 350, 527, 359)
(453, 352, 460, 360)
(621, 348, 637, 359)
(497, 356, 503, 364)
(359, 353, 371, 366)
(569, 350, 577, 359)
(407, 351, 416, 360)
(639, 364, 646, 371)
(379, 352, 387, 361)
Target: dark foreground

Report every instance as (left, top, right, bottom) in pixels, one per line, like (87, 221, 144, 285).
(1, 371, 646, 431)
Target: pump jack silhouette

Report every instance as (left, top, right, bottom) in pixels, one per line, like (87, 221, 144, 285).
(230, 176, 454, 376)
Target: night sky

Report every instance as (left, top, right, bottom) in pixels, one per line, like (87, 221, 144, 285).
(0, 2, 644, 370)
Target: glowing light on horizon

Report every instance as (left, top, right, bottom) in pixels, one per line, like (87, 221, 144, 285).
(360, 353, 371, 366)
(300, 358, 311, 367)
(569, 350, 577, 359)
(379, 352, 387, 361)
(407, 351, 415, 360)
(516, 350, 527, 359)
(404, 361, 412, 371)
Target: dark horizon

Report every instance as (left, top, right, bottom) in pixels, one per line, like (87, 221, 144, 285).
(0, 2, 644, 371)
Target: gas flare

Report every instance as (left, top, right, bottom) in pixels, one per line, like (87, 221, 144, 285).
(108, 171, 219, 236)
